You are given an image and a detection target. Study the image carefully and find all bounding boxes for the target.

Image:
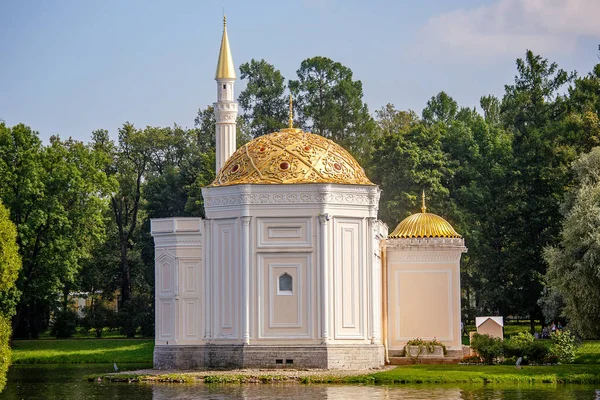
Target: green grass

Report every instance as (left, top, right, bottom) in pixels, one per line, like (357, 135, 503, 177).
(11, 339, 154, 364)
(352, 364, 600, 384)
(504, 322, 542, 338)
(575, 341, 600, 364)
(37, 328, 147, 340)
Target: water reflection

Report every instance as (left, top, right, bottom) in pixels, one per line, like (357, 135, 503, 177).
(150, 384, 597, 400)
(0, 365, 598, 400)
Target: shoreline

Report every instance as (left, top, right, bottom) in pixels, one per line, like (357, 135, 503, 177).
(88, 366, 394, 384)
(86, 364, 600, 385)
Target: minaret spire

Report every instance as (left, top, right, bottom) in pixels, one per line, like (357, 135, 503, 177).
(215, 15, 236, 79)
(421, 190, 427, 213)
(214, 16, 238, 172)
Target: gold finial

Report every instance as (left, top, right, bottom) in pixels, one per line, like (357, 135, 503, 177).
(421, 190, 427, 213)
(289, 94, 293, 129)
(223, 14, 226, 27)
(281, 94, 301, 133)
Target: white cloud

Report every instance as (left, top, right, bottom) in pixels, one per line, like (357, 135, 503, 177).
(415, 0, 600, 62)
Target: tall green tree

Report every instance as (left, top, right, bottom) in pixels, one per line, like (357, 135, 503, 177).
(0, 201, 21, 391)
(371, 104, 449, 227)
(439, 102, 515, 319)
(194, 105, 217, 153)
(0, 123, 108, 338)
(289, 56, 376, 165)
(238, 59, 288, 137)
(563, 64, 600, 153)
(498, 50, 575, 327)
(422, 91, 458, 125)
(544, 147, 600, 338)
(92, 124, 151, 309)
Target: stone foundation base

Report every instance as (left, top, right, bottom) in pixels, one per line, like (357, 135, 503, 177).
(154, 344, 384, 370)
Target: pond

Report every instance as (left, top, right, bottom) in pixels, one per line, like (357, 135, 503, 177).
(0, 365, 598, 400)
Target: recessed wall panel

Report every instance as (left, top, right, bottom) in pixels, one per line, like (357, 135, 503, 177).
(214, 220, 238, 339)
(159, 300, 174, 340)
(333, 219, 365, 339)
(257, 218, 311, 248)
(258, 253, 312, 339)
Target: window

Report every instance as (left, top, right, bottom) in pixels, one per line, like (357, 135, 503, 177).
(223, 84, 227, 89)
(278, 273, 293, 295)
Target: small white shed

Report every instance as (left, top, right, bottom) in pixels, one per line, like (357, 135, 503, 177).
(475, 316, 504, 339)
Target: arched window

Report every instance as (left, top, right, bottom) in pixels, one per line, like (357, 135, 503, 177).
(278, 273, 293, 295)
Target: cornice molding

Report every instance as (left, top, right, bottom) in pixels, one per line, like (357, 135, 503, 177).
(202, 184, 381, 210)
(386, 237, 467, 252)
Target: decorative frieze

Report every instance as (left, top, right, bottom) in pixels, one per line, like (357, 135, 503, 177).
(203, 184, 381, 209)
(386, 237, 466, 251)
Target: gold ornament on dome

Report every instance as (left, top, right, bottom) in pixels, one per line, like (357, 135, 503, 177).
(389, 191, 461, 239)
(209, 130, 373, 187)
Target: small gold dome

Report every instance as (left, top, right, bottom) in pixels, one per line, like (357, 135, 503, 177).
(210, 129, 373, 187)
(389, 212, 461, 239)
(389, 192, 461, 238)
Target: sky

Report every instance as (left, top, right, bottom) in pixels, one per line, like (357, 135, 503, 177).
(1, 0, 599, 143)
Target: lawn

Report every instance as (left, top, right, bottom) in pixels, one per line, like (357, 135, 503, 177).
(575, 341, 600, 364)
(355, 364, 600, 384)
(37, 329, 147, 340)
(11, 339, 154, 364)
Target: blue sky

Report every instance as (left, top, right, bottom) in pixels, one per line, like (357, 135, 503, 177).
(1, 0, 599, 142)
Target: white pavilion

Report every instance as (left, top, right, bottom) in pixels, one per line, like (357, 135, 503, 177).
(150, 18, 467, 370)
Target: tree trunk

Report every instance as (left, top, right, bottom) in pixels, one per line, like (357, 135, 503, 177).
(120, 240, 131, 305)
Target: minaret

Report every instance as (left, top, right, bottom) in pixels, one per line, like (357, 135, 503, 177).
(214, 15, 237, 172)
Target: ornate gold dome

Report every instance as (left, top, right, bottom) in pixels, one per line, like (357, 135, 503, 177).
(389, 192, 461, 238)
(209, 128, 373, 187)
(389, 213, 461, 239)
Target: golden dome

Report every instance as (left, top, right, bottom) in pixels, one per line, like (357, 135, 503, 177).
(389, 213, 461, 238)
(389, 192, 461, 238)
(210, 129, 373, 187)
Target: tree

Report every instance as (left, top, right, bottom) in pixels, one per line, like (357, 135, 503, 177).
(422, 91, 458, 125)
(194, 106, 216, 153)
(92, 124, 151, 309)
(289, 56, 376, 165)
(479, 95, 501, 126)
(238, 59, 288, 137)
(499, 50, 575, 329)
(0, 201, 21, 391)
(439, 103, 515, 318)
(563, 64, 600, 153)
(371, 104, 449, 227)
(0, 124, 108, 338)
(544, 147, 600, 338)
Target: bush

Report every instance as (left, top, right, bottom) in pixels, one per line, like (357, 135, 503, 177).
(81, 302, 117, 338)
(405, 337, 447, 356)
(461, 355, 483, 364)
(118, 295, 154, 338)
(544, 354, 559, 364)
(470, 333, 503, 364)
(50, 308, 79, 339)
(503, 332, 549, 363)
(0, 315, 12, 391)
(550, 329, 577, 363)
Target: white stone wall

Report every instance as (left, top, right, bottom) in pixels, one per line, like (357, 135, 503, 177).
(151, 184, 386, 368)
(151, 218, 204, 346)
(386, 237, 467, 351)
(201, 183, 383, 347)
